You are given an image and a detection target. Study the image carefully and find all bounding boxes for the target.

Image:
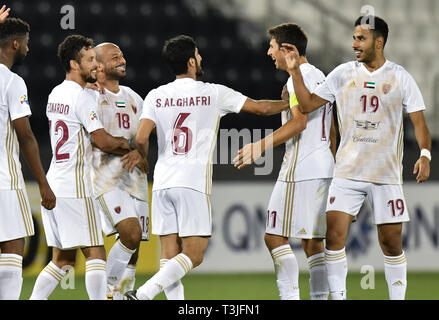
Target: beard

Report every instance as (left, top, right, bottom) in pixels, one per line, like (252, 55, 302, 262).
(195, 63, 204, 80)
(13, 51, 27, 66)
(81, 69, 97, 83)
(105, 66, 126, 81)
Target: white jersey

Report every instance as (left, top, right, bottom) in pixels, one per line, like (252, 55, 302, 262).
(46, 80, 104, 198)
(278, 63, 334, 182)
(314, 60, 425, 184)
(141, 77, 247, 194)
(91, 86, 148, 201)
(0, 64, 32, 190)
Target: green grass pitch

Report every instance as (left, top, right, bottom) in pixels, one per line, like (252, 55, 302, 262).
(20, 272, 439, 300)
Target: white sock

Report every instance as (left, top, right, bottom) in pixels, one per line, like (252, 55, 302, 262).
(119, 264, 137, 293)
(106, 239, 136, 286)
(384, 252, 407, 300)
(85, 259, 107, 300)
(137, 253, 193, 300)
(29, 261, 67, 300)
(325, 247, 347, 300)
(0, 254, 23, 300)
(307, 252, 329, 300)
(160, 259, 185, 300)
(271, 244, 300, 300)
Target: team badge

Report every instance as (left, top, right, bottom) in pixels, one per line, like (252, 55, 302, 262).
(330, 196, 336, 204)
(90, 111, 98, 120)
(131, 105, 137, 114)
(382, 83, 392, 95)
(20, 95, 29, 105)
(114, 206, 121, 214)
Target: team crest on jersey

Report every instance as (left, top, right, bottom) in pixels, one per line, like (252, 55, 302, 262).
(114, 206, 121, 214)
(131, 105, 137, 114)
(382, 83, 392, 95)
(90, 111, 98, 120)
(330, 196, 336, 204)
(20, 95, 29, 105)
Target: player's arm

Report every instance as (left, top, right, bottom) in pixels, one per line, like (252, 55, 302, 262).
(329, 115, 337, 159)
(281, 43, 328, 114)
(240, 97, 289, 115)
(13, 117, 56, 210)
(90, 128, 131, 154)
(233, 106, 307, 169)
(409, 110, 431, 183)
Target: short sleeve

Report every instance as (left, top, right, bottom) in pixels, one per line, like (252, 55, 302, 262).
(214, 84, 247, 116)
(75, 89, 104, 133)
(313, 75, 336, 104)
(140, 90, 157, 124)
(399, 69, 426, 113)
(7, 75, 31, 120)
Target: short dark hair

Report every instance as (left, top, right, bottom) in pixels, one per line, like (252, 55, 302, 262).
(0, 17, 30, 48)
(162, 35, 197, 75)
(57, 34, 94, 72)
(267, 23, 308, 56)
(355, 15, 389, 47)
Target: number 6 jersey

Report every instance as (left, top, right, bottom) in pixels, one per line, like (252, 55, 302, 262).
(141, 77, 247, 195)
(46, 80, 104, 198)
(313, 60, 426, 185)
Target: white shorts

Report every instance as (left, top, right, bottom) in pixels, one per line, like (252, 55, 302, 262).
(97, 188, 150, 241)
(326, 177, 410, 225)
(151, 188, 212, 237)
(266, 179, 330, 239)
(0, 189, 34, 242)
(41, 197, 104, 249)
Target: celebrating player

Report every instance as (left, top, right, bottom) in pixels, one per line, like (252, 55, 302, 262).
(283, 16, 431, 300)
(233, 23, 336, 300)
(124, 35, 289, 300)
(30, 35, 133, 300)
(0, 17, 55, 300)
(92, 42, 150, 300)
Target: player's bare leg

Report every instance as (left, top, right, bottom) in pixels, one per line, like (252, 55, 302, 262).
(159, 234, 185, 299)
(0, 239, 25, 299)
(378, 223, 406, 300)
(29, 247, 75, 300)
(325, 211, 353, 300)
(81, 245, 107, 300)
(302, 238, 329, 300)
(265, 233, 300, 300)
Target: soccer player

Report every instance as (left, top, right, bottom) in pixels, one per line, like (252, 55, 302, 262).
(92, 42, 150, 300)
(124, 35, 288, 300)
(283, 16, 431, 300)
(0, 16, 56, 300)
(233, 23, 336, 300)
(30, 35, 133, 300)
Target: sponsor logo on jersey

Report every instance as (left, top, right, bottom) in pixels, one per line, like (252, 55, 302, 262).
(20, 95, 29, 105)
(90, 111, 98, 120)
(354, 120, 380, 130)
(364, 81, 376, 89)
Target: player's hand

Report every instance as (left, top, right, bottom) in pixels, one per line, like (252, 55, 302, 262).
(40, 183, 56, 210)
(232, 141, 263, 169)
(281, 43, 300, 73)
(413, 156, 430, 183)
(0, 5, 10, 23)
(121, 149, 148, 173)
(85, 82, 105, 94)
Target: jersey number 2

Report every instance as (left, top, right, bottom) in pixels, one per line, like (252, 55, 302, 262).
(49, 120, 70, 162)
(172, 113, 193, 155)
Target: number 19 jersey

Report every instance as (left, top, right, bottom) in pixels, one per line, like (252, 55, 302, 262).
(141, 77, 247, 195)
(46, 80, 104, 198)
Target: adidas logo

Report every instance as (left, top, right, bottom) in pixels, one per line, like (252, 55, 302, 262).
(298, 228, 307, 235)
(392, 280, 404, 286)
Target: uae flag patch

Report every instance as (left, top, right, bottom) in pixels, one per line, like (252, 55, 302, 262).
(364, 81, 376, 89)
(115, 101, 126, 108)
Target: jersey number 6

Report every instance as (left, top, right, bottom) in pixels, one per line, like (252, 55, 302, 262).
(172, 112, 193, 155)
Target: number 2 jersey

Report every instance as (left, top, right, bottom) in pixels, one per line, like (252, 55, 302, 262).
(141, 77, 247, 195)
(46, 80, 104, 198)
(278, 63, 334, 183)
(91, 86, 148, 202)
(0, 64, 31, 190)
(313, 60, 426, 185)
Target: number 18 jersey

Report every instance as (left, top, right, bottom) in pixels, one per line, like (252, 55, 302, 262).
(141, 77, 247, 195)
(46, 80, 104, 198)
